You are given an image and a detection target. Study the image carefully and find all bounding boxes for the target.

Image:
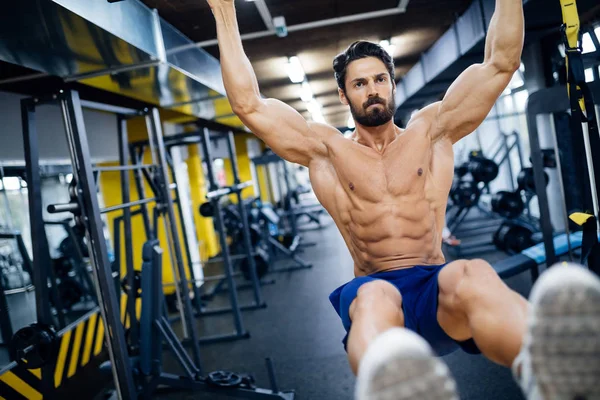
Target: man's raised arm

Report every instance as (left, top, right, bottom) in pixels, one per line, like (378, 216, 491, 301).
(208, 0, 329, 167)
(429, 0, 524, 143)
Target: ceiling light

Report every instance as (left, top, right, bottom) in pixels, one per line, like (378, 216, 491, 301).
(286, 56, 305, 84)
(300, 81, 313, 102)
(347, 115, 355, 129)
(311, 110, 325, 123)
(379, 39, 396, 57)
(305, 99, 321, 114)
(305, 99, 324, 123)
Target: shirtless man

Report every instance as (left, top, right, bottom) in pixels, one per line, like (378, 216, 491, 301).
(206, 0, 600, 399)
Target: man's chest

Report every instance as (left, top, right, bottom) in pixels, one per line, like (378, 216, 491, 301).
(327, 135, 433, 202)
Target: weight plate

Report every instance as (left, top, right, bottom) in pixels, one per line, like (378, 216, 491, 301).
(10, 324, 58, 369)
(207, 371, 243, 387)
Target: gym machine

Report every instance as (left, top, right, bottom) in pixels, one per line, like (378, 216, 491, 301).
(0, 231, 35, 348)
(445, 132, 524, 255)
(9, 89, 292, 399)
(526, 80, 600, 278)
(133, 126, 268, 342)
(251, 152, 313, 272)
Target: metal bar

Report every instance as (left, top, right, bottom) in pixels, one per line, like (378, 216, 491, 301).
(62, 90, 137, 400)
(144, 114, 158, 167)
(140, 241, 154, 375)
(93, 164, 155, 172)
(150, 244, 163, 377)
(156, 373, 295, 399)
(526, 94, 557, 268)
(155, 320, 197, 379)
(166, 148, 204, 315)
(195, 301, 268, 317)
(161, 216, 188, 338)
(64, 224, 97, 303)
(548, 117, 574, 260)
(149, 108, 203, 366)
(205, 181, 253, 200)
(21, 99, 58, 399)
(168, 1, 409, 52)
(141, 167, 162, 204)
(56, 307, 100, 337)
(266, 358, 279, 393)
(226, 131, 263, 306)
(201, 127, 247, 336)
(129, 145, 153, 238)
(101, 197, 156, 214)
(581, 122, 600, 232)
(0, 73, 48, 85)
(118, 116, 140, 349)
(195, 331, 251, 345)
(0, 272, 13, 347)
(79, 100, 140, 116)
(47, 202, 80, 214)
(281, 162, 299, 238)
(253, 0, 275, 31)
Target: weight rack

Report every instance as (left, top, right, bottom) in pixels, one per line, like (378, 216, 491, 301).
(18, 89, 294, 399)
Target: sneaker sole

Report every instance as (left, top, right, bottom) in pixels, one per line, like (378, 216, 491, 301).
(355, 328, 459, 400)
(529, 264, 600, 400)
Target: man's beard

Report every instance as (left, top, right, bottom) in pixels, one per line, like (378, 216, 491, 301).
(349, 95, 396, 127)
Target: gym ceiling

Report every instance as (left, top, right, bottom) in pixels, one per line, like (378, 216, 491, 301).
(141, 0, 474, 128)
(0, 0, 599, 129)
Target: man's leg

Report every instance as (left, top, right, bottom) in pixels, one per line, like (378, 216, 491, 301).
(349, 280, 458, 400)
(346, 280, 404, 374)
(436, 259, 529, 366)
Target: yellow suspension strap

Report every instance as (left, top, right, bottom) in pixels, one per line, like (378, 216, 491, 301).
(561, 0, 600, 274)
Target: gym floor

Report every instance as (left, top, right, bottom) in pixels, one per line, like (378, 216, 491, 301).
(148, 216, 534, 400)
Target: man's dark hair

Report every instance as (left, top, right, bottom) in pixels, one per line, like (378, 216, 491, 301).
(333, 41, 395, 92)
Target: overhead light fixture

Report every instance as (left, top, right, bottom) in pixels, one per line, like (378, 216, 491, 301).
(347, 115, 355, 129)
(305, 99, 321, 114)
(305, 99, 325, 123)
(286, 56, 305, 84)
(379, 39, 396, 57)
(311, 110, 325, 123)
(300, 81, 313, 102)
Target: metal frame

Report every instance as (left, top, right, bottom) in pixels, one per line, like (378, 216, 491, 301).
(17, 90, 296, 399)
(251, 153, 313, 272)
(526, 80, 600, 275)
(138, 128, 271, 323)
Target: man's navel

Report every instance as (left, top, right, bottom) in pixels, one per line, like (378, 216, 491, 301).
(418, 168, 423, 176)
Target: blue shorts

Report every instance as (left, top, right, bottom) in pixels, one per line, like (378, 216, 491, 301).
(329, 264, 481, 356)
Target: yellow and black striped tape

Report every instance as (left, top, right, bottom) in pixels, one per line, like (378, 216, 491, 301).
(0, 311, 105, 399)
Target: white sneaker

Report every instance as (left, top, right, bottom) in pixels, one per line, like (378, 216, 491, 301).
(355, 327, 459, 400)
(513, 263, 600, 400)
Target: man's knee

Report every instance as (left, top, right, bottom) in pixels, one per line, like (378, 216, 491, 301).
(349, 280, 403, 322)
(441, 259, 501, 308)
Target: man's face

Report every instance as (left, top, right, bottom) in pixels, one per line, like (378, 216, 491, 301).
(339, 57, 396, 127)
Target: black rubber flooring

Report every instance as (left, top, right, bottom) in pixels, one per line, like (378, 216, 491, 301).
(154, 216, 535, 400)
